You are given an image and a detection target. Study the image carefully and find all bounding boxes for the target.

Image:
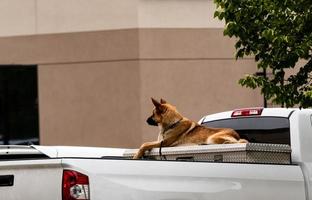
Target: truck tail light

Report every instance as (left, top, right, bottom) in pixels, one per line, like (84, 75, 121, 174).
(62, 170, 90, 200)
(231, 108, 263, 117)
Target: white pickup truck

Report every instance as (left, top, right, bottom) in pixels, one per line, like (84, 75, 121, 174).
(1, 107, 312, 200)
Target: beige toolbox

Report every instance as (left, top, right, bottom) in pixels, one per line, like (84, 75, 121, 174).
(123, 143, 291, 164)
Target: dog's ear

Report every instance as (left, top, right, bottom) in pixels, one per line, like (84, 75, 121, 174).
(151, 97, 161, 108)
(151, 98, 166, 113)
(160, 98, 167, 104)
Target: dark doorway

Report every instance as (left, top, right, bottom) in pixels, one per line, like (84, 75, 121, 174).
(0, 66, 39, 145)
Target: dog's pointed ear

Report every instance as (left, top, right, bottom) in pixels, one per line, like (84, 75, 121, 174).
(160, 98, 167, 104)
(151, 97, 161, 108)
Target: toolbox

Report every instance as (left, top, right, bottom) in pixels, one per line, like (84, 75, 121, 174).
(123, 143, 291, 164)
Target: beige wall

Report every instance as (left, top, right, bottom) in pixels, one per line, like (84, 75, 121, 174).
(0, 29, 139, 65)
(140, 59, 262, 142)
(0, 0, 222, 37)
(38, 28, 260, 147)
(38, 61, 142, 148)
(37, 0, 139, 34)
(0, 28, 262, 147)
(137, 28, 262, 141)
(0, 0, 36, 36)
(138, 0, 223, 28)
(0, 1, 262, 147)
(0, 0, 139, 36)
(139, 28, 235, 59)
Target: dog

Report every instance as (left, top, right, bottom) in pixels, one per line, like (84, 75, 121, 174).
(133, 98, 248, 159)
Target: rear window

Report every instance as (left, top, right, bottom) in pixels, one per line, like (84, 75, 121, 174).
(202, 117, 290, 145)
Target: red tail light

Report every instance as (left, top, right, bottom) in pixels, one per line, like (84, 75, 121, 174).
(231, 108, 263, 117)
(62, 170, 90, 200)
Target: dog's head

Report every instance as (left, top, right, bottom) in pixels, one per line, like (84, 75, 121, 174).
(146, 98, 183, 127)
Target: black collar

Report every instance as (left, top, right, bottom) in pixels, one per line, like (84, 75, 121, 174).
(163, 118, 183, 133)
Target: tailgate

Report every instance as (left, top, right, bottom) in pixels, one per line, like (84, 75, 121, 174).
(0, 146, 63, 200)
(0, 159, 63, 200)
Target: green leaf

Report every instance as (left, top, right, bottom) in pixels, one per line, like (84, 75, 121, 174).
(235, 49, 245, 59)
(213, 0, 312, 107)
(214, 11, 220, 18)
(218, 12, 225, 20)
(235, 41, 242, 49)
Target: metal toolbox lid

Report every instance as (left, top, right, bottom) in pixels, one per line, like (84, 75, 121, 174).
(123, 143, 291, 158)
(245, 143, 291, 153)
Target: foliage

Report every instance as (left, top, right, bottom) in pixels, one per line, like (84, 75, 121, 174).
(214, 0, 312, 107)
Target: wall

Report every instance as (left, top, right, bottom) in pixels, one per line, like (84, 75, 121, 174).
(138, 28, 262, 142)
(39, 61, 141, 147)
(0, 0, 223, 37)
(0, 0, 262, 147)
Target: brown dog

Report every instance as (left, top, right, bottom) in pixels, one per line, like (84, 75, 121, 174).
(133, 98, 247, 159)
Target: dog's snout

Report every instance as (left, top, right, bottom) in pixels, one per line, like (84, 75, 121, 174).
(146, 116, 158, 126)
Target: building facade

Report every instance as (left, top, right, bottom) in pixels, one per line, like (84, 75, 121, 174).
(0, 0, 262, 148)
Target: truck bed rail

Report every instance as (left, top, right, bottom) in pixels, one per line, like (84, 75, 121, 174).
(0, 146, 48, 160)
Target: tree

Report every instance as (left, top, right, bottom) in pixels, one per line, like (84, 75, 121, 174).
(214, 0, 312, 108)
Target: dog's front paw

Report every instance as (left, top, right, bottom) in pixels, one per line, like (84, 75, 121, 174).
(133, 141, 160, 159)
(133, 149, 145, 159)
(133, 153, 140, 159)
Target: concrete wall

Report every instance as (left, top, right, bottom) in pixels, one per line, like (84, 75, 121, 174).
(138, 28, 261, 142)
(39, 61, 141, 147)
(0, 0, 222, 36)
(0, 1, 262, 147)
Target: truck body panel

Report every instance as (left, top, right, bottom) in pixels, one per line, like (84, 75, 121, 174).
(63, 159, 305, 200)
